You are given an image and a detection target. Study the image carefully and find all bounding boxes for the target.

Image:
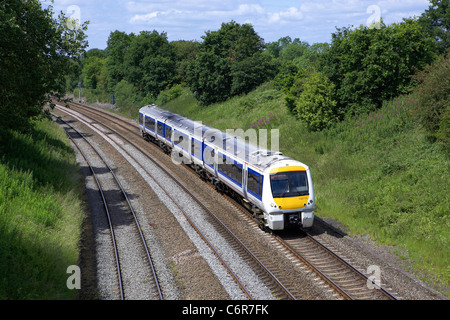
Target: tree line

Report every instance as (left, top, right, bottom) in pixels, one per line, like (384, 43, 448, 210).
(75, 1, 447, 139)
(1, 0, 448, 150)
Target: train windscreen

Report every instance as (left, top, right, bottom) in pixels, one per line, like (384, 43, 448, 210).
(270, 171, 308, 198)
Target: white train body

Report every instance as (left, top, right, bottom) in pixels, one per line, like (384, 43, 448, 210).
(139, 105, 315, 230)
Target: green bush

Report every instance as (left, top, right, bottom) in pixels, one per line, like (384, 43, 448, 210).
(412, 53, 450, 152)
(113, 80, 141, 117)
(156, 84, 184, 105)
(295, 71, 339, 131)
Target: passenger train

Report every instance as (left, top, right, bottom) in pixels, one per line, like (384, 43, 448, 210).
(139, 105, 315, 230)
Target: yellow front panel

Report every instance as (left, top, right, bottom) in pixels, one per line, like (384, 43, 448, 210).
(273, 195, 309, 210)
(270, 166, 306, 174)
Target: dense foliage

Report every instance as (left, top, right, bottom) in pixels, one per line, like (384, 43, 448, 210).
(419, 0, 450, 54)
(320, 19, 437, 116)
(187, 21, 277, 105)
(0, 0, 88, 132)
(294, 71, 338, 131)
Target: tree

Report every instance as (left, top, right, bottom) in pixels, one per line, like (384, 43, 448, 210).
(123, 30, 176, 98)
(82, 56, 107, 91)
(187, 50, 232, 105)
(171, 40, 199, 85)
(320, 19, 438, 116)
(273, 61, 300, 93)
(187, 21, 276, 105)
(265, 36, 294, 58)
(295, 42, 329, 69)
(279, 39, 309, 62)
(0, 0, 88, 131)
(105, 31, 134, 92)
(419, 0, 450, 54)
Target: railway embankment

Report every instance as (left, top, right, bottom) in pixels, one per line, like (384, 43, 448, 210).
(0, 119, 85, 299)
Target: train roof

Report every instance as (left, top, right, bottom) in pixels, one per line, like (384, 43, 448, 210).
(139, 105, 301, 171)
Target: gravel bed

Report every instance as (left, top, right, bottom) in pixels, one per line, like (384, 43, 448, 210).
(110, 120, 340, 299)
(56, 109, 177, 299)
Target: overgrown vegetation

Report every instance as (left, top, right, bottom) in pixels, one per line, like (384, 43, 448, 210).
(74, 2, 447, 140)
(411, 53, 450, 152)
(0, 119, 85, 299)
(0, 0, 88, 299)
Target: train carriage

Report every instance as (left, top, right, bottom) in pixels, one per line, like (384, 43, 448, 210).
(139, 104, 315, 230)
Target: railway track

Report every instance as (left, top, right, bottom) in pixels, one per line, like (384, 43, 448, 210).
(198, 174, 399, 300)
(55, 100, 398, 300)
(54, 102, 296, 300)
(53, 113, 163, 300)
(277, 229, 398, 300)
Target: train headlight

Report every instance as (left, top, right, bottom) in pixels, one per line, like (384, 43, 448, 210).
(270, 203, 276, 207)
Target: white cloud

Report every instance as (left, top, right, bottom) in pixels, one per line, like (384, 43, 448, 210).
(268, 7, 303, 23)
(41, 1, 432, 49)
(235, 4, 266, 15)
(130, 9, 184, 24)
(128, 1, 305, 27)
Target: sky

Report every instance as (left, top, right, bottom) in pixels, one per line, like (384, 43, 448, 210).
(41, 0, 432, 50)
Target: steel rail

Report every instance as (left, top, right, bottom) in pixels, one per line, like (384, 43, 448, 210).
(303, 230, 398, 300)
(52, 114, 125, 300)
(52, 113, 163, 300)
(55, 105, 254, 300)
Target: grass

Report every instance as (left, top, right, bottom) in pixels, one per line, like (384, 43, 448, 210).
(0, 118, 85, 299)
(161, 82, 449, 295)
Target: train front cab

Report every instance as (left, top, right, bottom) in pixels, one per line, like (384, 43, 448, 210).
(264, 165, 314, 230)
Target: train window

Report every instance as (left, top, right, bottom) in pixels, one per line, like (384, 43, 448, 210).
(139, 113, 143, 125)
(157, 122, 164, 136)
(173, 131, 189, 152)
(165, 126, 172, 141)
(218, 155, 242, 186)
(247, 169, 262, 198)
(230, 163, 242, 185)
(270, 171, 308, 198)
(204, 146, 214, 166)
(218, 155, 228, 175)
(145, 117, 155, 131)
(191, 139, 201, 158)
